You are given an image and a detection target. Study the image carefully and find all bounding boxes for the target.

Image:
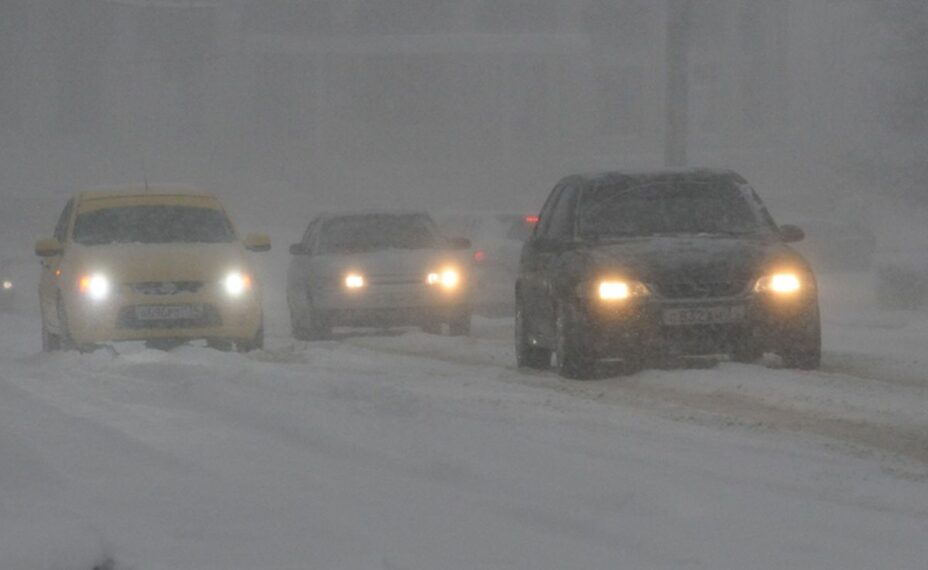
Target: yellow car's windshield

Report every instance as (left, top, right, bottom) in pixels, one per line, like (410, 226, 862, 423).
(72, 205, 236, 245)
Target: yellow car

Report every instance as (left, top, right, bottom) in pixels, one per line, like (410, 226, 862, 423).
(35, 187, 270, 352)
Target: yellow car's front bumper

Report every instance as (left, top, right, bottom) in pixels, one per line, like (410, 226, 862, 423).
(62, 286, 262, 346)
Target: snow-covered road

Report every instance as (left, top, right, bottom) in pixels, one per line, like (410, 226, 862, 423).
(1, 289, 926, 569)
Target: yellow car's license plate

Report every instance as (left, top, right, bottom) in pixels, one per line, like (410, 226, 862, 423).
(135, 304, 203, 321)
(662, 305, 746, 326)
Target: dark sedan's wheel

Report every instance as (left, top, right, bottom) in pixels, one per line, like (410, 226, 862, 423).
(779, 308, 822, 370)
(515, 301, 550, 369)
(292, 298, 332, 341)
(554, 301, 596, 380)
(781, 348, 821, 370)
(732, 338, 763, 363)
(448, 310, 471, 337)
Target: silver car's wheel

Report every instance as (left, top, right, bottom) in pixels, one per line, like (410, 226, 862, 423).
(292, 298, 331, 341)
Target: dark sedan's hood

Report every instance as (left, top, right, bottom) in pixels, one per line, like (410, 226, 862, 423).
(583, 235, 800, 286)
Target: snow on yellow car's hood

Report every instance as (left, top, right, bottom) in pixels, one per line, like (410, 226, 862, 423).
(64, 243, 253, 284)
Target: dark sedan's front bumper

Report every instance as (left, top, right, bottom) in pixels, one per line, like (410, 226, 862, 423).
(580, 293, 819, 361)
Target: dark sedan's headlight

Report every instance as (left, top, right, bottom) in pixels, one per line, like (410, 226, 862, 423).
(597, 279, 650, 301)
(754, 272, 803, 295)
(578, 278, 651, 302)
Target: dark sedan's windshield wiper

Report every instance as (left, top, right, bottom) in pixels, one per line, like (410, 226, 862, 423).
(582, 229, 760, 242)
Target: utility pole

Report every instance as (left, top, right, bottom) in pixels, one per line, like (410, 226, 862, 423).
(665, 0, 692, 167)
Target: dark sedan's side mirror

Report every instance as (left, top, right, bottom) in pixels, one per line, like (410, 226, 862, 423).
(449, 237, 471, 250)
(530, 237, 565, 253)
(289, 243, 310, 256)
(779, 224, 805, 243)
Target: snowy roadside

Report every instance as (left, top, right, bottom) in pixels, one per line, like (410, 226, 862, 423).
(1, 308, 927, 568)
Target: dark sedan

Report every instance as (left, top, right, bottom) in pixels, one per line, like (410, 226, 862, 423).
(515, 169, 821, 379)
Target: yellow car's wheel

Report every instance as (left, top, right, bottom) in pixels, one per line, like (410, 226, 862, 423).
(42, 296, 74, 352)
(236, 327, 264, 353)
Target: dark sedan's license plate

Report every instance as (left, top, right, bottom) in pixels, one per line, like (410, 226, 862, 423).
(662, 305, 746, 326)
(135, 304, 204, 321)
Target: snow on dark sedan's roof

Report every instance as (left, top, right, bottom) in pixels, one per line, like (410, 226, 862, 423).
(562, 168, 747, 188)
(314, 210, 432, 221)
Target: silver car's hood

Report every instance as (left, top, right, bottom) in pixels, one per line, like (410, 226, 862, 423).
(313, 248, 470, 279)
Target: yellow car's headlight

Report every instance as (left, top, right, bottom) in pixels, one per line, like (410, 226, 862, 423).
(344, 273, 366, 289)
(597, 279, 650, 301)
(426, 268, 461, 290)
(223, 271, 254, 297)
(78, 273, 111, 301)
(754, 272, 802, 295)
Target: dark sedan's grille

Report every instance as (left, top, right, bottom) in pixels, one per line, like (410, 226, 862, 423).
(655, 280, 748, 299)
(116, 305, 221, 329)
(130, 281, 204, 295)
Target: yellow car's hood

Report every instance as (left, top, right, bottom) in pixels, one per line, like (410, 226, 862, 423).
(65, 243, 252, 284)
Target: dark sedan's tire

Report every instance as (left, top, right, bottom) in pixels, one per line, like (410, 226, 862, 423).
(554, 301, 596, 380)
(732, 339, 763, 363)
(515, 301, 550, 369)
(779, 307, 822, 370)
(781, 348, 821, 370)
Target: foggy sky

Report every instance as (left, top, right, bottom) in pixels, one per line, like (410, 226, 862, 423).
(0, 0, 925, 241)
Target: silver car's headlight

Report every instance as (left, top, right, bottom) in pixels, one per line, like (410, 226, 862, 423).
(344, 272, 366, 290)
(426, 267, 461, 289)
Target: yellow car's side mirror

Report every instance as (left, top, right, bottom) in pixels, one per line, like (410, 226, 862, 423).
(244, 233, 271, 253)
(35, 237, 63, 257)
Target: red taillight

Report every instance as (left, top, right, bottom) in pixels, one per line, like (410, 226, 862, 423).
(473, 250, 486, 263)
(524, 215, 539, 225)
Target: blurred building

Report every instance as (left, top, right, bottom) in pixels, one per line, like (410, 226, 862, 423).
(3, 0, 802, 170)
(236, 0, 793, 167)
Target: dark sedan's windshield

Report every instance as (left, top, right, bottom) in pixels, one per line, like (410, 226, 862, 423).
(579, 179, 770, 239)
(72, 206, 236, 245)
(320, 214, 439, 254)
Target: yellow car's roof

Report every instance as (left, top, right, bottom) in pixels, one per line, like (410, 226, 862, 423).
(76, 186, 222, 213)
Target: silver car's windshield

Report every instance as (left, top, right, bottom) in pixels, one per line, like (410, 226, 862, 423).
(319, 214, 439, 254)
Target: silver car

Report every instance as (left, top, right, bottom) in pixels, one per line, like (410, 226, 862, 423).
(287, 212, 473, 339)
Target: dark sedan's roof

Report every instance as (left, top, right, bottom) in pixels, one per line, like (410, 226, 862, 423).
(561, 168, 747, 188)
